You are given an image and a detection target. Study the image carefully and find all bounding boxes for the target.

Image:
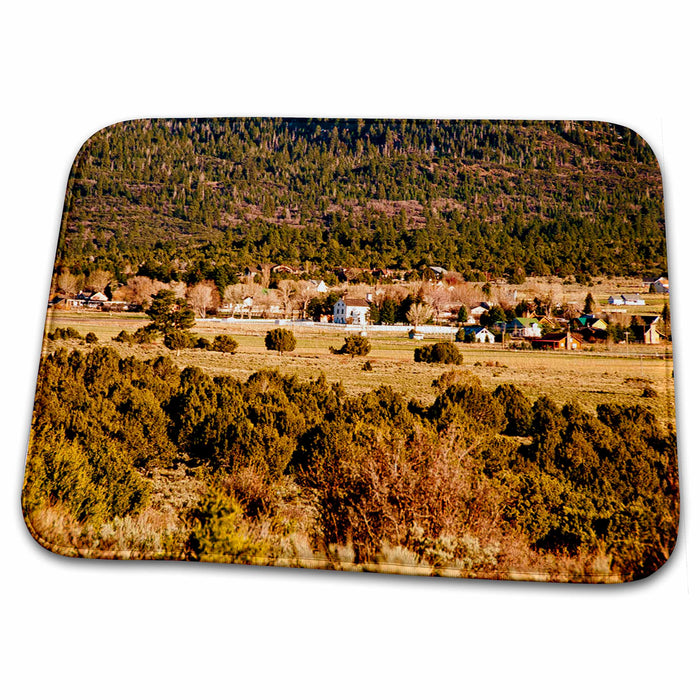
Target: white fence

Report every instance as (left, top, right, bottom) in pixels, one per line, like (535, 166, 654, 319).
(201, 317, 460, 335)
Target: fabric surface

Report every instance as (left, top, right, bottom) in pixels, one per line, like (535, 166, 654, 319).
(23, 118, 678, 582)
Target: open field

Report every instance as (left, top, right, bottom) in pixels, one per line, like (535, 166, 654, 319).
(43, 310, 676, 422)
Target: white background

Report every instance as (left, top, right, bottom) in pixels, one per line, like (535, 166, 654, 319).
(2, 2, 697, 697)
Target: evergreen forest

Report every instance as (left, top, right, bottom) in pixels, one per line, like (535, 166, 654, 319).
(56, 118, 666, 287)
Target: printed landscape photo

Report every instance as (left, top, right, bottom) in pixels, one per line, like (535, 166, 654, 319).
(23, 118, 678, 582)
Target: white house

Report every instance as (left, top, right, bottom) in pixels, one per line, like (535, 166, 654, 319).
(621, 293, 645, 306)
(309, 279, 329, 293)
(232, 296, 255, 317)
(505, 317, 542, 338)
(651, 277, 669, 294)
(608, 296, 624, 306)
(464, 326, 495, 344)
(333, 297, 371, 325)
(66, 290, 109, 309)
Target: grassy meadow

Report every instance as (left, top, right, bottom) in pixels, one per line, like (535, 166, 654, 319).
(44, 309, 675, 422)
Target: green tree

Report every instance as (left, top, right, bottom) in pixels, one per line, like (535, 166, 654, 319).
(584, 292, 595, 314)
(661, 301, 671, 339)
(146, 289, 195, 334)
(482, 305, 506, 327)
(264, 328, 297, 355)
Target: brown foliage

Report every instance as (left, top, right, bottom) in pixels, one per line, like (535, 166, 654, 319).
(303, 426, 504, 565)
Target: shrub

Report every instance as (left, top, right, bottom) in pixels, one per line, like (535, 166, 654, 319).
(429, 381, 507, 434)
(163, 330, 195, 351)
(296, 427, 500, 565)
(264, 328, 296, 355)
(113, 330, 134, 344)
(84, 332, 98, 345)
(361, 360, 373, 371)
(134, 326, 158, 344)
(493, 383, 533, 436)
(48, 327, 83, 341)
(331, 335, 371, 357)
(185, 493, 271, 564)
(195, 336, 212, 350)
(431, 369, 476, 393)
(212, 335, 238, 354)
(414, 341, 463, 365)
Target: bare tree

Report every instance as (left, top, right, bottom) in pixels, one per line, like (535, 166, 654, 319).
(406, 302, 432, 329)
(112, 276, 165, 307)
(277, 279, 298, 319)
(443, 270, 464, 287)
(222, 284, 244, 316)
(259, 263, 273, 289)
(85, 269, 113, 293)
(297, 281, 319, 319)
(168, 280, 188, 299)
(425, 285, 450, 323)
(238, 282, 260, 318)
(451, 283, 482, 309)
(57, 269, 82, 295)
(188, 281, 219, 319)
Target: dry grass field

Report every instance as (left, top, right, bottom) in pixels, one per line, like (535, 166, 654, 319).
(43, 310, 676, 422)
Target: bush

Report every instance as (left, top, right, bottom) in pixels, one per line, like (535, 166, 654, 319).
(164, 330, 196, 351)
(48, 327, 83, 341)
(264, 328, 296, 355)
(113, 330, 134, 344)
(212, 335, 238, 354)
(414, 341, 463, 365)
(195, 336, 212, 350)
(185, 493, 271, 564)
(493, 383, 533, 436)
(84, 332, 98, 345)
(134, 326, 158, 344)
(331, 335, 371, 357)
(361, 360, 373, 371)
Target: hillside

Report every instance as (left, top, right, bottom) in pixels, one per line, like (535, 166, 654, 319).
(56, 118, 667, 285)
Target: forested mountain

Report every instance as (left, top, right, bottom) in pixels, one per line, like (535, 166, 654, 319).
(56, 118, 666, 285)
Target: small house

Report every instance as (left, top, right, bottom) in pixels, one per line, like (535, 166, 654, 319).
(333, 297, 371, 325)
(622, 293, 645, 306)
(470, 302, 491, 317)
(651, 277, 670, 294)
(644, 325, 662, 345)
(608, 296, 624, 306)
(309, 280, 329, 293)
(571, 315, 607, 331)
(506, 317, 542, 338)
(427, 266, 448, 280)
(639, 315, 663, 344)
(463, 326, 495, 344)
(272, 264, 298, 274)
(531, 331, 584, 350)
